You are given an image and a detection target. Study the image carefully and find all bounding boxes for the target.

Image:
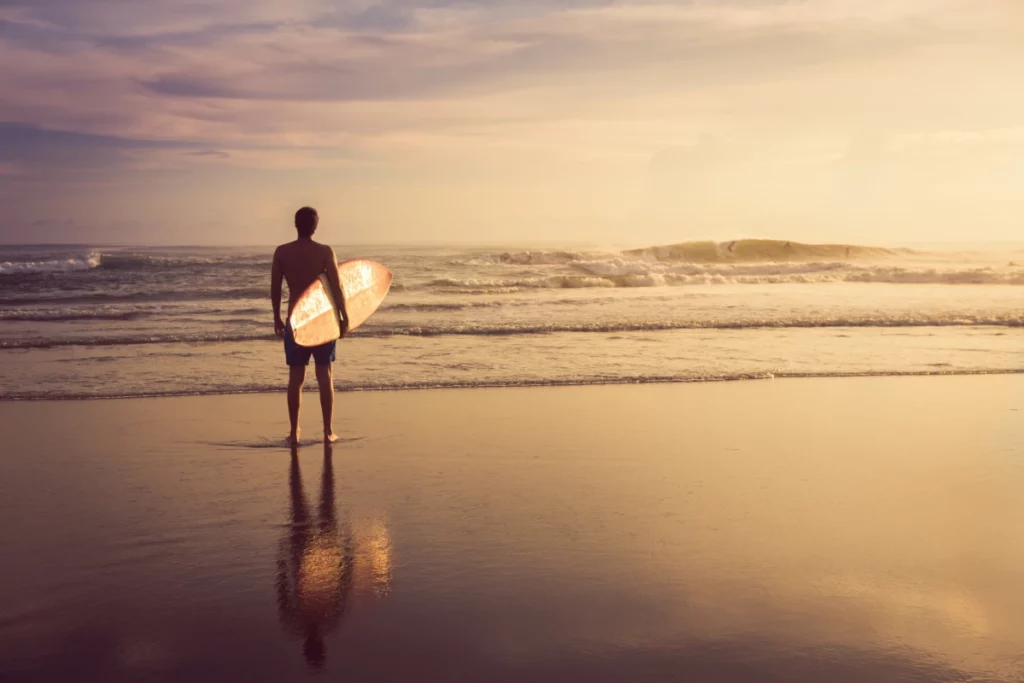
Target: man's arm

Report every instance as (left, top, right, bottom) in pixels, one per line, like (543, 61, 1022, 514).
(324, 247, 349, 337)
(271, 247, 286, 336)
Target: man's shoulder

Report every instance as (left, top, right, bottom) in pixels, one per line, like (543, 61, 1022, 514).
(313, 241, 336, 259)
(275, 239, 333, 262)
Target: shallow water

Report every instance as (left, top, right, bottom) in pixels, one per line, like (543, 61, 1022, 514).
(1, 378, 1023, 682)
(1, 242, 1022, 399)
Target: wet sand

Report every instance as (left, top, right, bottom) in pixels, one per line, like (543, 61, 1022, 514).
(1, 375, 1022, 682)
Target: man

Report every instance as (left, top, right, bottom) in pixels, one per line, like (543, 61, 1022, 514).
(271, 207, 349, 445)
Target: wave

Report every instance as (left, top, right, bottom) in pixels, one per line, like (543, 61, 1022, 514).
(5, 368, 1024, 400)
(4, 315, 1020, 349)
(0, 310, 149, 322)
(380, 297, 619, 312)
(1, 287, 270, 307)
(623, 239, 907, 263)
(425, 264, 1024, 291)
(98, 253, 271, 270)
(0, 332, 277, 350)
(458, 250, 599, 266)
(842, 267, 1024, 285)
(0, 254, 101, 276)
(0, 304, 272, 322)
(374, 317, 1024, 336)
(0, 251, 272, 278)
(381, 301, 504, 312)
(456, 240, 908, 269)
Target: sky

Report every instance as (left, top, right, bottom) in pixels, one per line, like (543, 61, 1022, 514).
(1, 0, 1023, 245)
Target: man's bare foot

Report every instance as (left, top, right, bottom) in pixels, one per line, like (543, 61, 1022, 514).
(287, 429, 301, 446)
(325, 432, 340, 443)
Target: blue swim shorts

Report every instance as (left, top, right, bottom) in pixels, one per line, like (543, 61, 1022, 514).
(284, 325, 336, 367)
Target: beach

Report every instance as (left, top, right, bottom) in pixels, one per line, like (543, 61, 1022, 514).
(2, 375, 1023, 682)
(6, 1, 1024, 679)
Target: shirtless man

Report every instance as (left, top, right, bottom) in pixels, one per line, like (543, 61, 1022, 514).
(271, 207, 349, 445)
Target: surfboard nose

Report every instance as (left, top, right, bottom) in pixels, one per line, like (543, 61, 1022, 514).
(338, 260, 393, 332)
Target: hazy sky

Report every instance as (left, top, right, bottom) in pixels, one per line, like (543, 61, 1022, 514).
(1, 0, 1022, 245)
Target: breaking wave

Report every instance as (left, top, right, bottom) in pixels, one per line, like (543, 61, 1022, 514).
(0, 251, 271, 278)
(461, 240, 909, 268)
(425, 264, 1024, 291)
(0, 253, 101, 275)
(97, 253, 271, 270)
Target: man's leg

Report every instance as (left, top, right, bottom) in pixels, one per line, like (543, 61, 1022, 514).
(314, 363, 338, 443)
(288, 365, 306, 445)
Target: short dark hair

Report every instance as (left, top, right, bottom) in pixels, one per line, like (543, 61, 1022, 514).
(295, 207, 319, 238)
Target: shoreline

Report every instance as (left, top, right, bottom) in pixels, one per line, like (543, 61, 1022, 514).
(3, 366, 1023, 402)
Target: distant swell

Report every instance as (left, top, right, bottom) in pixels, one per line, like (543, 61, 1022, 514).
(3, 316, 1020, 349)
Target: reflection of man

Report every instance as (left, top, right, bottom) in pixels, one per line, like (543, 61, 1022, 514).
(276, 444, 353, 670)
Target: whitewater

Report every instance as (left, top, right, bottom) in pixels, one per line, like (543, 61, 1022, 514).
(0, 241, 1021, 399)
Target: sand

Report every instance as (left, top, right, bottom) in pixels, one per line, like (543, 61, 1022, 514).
(1, 375, 1023, 682)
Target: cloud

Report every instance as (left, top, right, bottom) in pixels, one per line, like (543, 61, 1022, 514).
(112, 1, 975, 108)
(0, 122, 193, 170)
(4, 1, 1019, 128)
(2, 1, 1019, 165)
(185, 148, 232, 159)
(3, 0, 1024, 244)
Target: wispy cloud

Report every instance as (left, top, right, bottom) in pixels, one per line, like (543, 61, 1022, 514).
(2, 0, 1023, 242)
(8, 0, 1017, 153)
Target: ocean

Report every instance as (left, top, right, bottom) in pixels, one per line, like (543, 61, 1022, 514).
(0, 240, 1021, 400)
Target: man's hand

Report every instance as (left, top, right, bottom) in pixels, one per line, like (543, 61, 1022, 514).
(274, 316, 286, 337)
(339, 318, 350, 339)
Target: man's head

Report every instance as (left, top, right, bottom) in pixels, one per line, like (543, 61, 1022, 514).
(295, 207, 319, 238)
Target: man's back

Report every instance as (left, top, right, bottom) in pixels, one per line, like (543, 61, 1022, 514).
(272, 206, 347, 445)
(274, 239, 335, 315)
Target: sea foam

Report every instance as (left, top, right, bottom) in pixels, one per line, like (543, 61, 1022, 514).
(0, 253, 101, 276)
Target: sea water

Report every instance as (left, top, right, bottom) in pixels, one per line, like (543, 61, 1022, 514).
(0, 240, 1021, 399)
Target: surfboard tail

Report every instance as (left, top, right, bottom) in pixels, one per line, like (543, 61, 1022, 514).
(289, 275, 341, 347)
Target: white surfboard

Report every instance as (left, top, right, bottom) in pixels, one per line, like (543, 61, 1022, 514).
(289, 259, 393, 347)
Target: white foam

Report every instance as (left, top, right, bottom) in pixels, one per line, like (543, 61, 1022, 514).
(0, 253, 101, 275)
(424, 261, 1024, 290)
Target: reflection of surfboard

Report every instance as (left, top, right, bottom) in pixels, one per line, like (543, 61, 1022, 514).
(289, 260, 393, 347)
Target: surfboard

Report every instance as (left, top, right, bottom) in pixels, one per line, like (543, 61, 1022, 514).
(288, 259, 393, 347)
